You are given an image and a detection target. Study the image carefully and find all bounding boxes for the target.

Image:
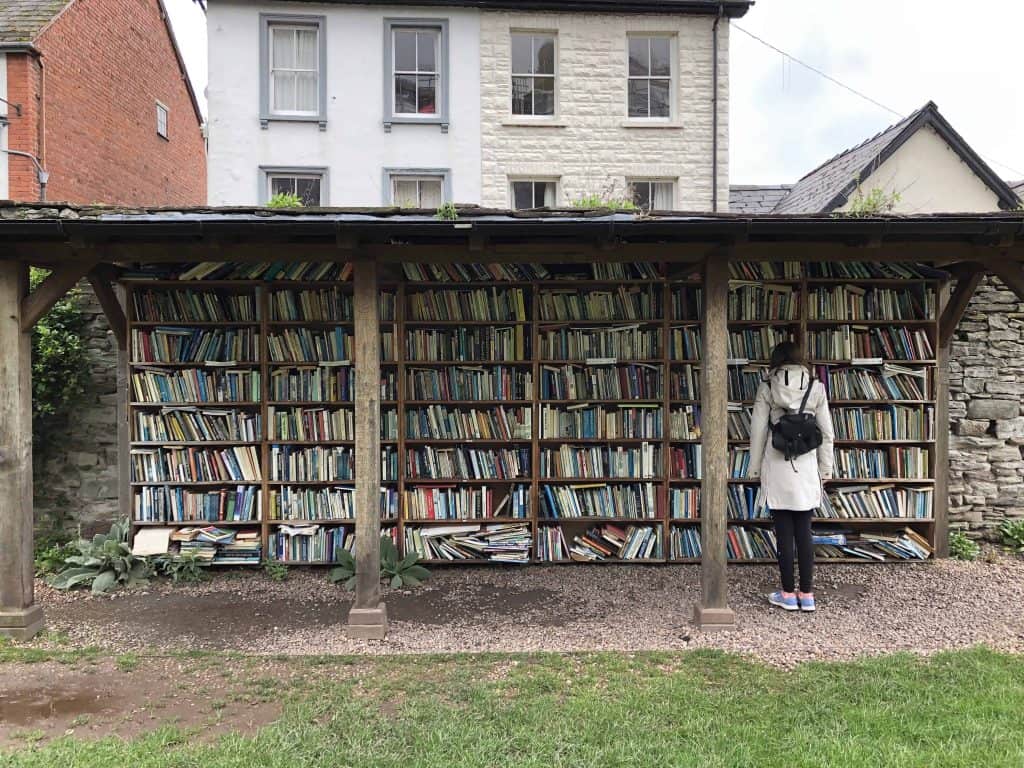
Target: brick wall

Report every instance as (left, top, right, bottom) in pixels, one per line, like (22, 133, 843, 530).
(480, 12, 729, 210)
(12, 0, 206, 205)
(5, 53, 43, 201)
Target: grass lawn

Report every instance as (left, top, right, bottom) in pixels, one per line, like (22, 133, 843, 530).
(2, 645, 1023, 767)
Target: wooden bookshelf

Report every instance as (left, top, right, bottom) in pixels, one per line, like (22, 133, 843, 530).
(125, 261, 940, 567)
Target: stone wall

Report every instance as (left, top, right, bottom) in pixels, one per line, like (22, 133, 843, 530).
(948, 275, 1024, 537)
(34, 283, 119, 536)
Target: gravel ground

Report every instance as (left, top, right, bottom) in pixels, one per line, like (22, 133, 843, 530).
(29, 552, 1024, 667)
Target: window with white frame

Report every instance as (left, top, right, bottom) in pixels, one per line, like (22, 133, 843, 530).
(510, 180, 557, 210)
(392, 27, 441, 116)
(155, 101, 169, 139)
(267, 172, 324, 206)
(628, 179, 675, 211)
(511, 33, 556, 116)
(392, 174, 445, 208)
(268, 22, 321, 116)
(627, 36, 672, 119)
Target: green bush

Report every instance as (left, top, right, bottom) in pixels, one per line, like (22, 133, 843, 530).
(263, 560, 289, 581)
(435, 202, 459, 221)
(48, 519, 151, 595)
(570, 194, 637, 211)
(998, 519, 1024, 554)
(949, 530, 980, 562)
(266, 193, 303, 209)
(153, 550, 209, 584)
(329, 536, 429, 589)
(34, 541, 77, 576)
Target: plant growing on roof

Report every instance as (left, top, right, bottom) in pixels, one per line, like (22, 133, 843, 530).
(841, 184, 902, 217)
(267, 192, 304, 209)
(48, 519, 152, 595)
(571, 178, 638, 211)
(435, 202, 459, 221)
(328, 536, 429, 589)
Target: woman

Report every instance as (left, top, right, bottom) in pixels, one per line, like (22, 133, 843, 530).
(748, 342, 834, 613)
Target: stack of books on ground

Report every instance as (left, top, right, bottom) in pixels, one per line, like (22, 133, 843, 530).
(813, 527, 933, 561)
(172, 526, 261, 564)
(404, 524, 532, 563)
(568, 524, 663, 562)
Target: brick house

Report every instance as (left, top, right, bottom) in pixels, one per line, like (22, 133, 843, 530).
(0, 0, 206, 204)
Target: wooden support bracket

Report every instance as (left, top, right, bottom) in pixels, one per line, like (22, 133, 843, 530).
(985, 261, 1024, 304)
(87, 270, 128, 350)
(938, 266, 984, 349)
(20, 259, 98, 332)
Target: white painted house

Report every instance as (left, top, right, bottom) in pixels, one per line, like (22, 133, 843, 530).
(206, 0, 751, 210)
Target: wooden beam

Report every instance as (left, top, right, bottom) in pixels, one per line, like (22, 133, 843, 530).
(938, 267, 984, 349)
(0, 262, 43, 639)
(934, 282, 952, 559)
(985, 261, 1024, 303)
(347, 258, 387, 640)
(694, 253, 734, 630)
(20, 259, 97, 331)
(87, 270, 128, 350)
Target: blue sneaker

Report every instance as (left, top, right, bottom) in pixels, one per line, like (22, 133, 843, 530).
(768, 591, 799, 611)
(798, 593, 816, 613)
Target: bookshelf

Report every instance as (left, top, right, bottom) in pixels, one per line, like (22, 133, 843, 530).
(125, 260, 940, 566)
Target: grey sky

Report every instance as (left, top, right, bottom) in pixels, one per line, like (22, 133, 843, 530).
(164, 0, 1024, 186)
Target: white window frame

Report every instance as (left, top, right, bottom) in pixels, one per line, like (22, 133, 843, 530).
(627, 178, 676, 211)
(626, 34, 676, 121)
(259, 14, 328, 130)
(155, 101, 169, 140)
(510, 31, 558, 119)
(259, 166, 329, 206)
(383, 19, 450, 132)
(509, 178, 558, 210)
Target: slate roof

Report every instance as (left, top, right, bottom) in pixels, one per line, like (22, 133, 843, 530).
(255, 0, 753, 14)
(773, 102, 1021, 214)
(729, 185, 792, 214)
(0, 0, 70, 44)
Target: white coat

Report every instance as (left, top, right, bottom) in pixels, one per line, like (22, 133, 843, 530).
(748, 364, 835, 512)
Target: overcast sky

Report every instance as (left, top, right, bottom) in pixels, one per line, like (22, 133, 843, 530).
(164, 0, 1024, 185)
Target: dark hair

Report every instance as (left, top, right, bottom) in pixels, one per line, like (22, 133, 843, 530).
(769, 341, 805, 370)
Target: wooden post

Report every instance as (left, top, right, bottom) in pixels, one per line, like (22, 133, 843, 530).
(934, 281, 952, 558)
(114, 285, 130, 523)
(347, 258, 387, 639)
(693, 254, 735, 629)
(0, 261, 44, 639)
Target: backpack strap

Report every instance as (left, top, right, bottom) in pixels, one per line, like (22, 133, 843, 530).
(796, 375, 817, 415)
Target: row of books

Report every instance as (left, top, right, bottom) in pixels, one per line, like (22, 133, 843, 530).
(592, 263, 661, 280)
(833, 447, 930, 479)
(671, 365, 701, 400)
(540, 363, 662, 401)
(671, 526, 702, 558)
(270, 366, 355, 402)
(131, 368, 260, 403)
(537, 286, 662, 322)
(816, 364, 930, 401)
(540, 327, 661, 361)
(822, 485, 933, 519)
(808, 326, 934, 361)
(132, 289, 258, 323)
(402, 485, 529, 520)
(540, 443, 662, 479)
(540, 405, 663, 439)
(727, 484, 767, 520)
(407, 288, 528, 322)
(269, 287, 356, 322)
(730, 262, 801, 280)
(670, 327, 702, 360)
(404, 446, 531, 480)
(818, 528, 933, 560)
(175, 261, 351, 282)
(269, 486, 399, 520)
(806, 262, 940, 279)
(269, 407, 368, 442)
(406, 327, 528, 361)
(267, 328, 354, 363)
(727, 328, 795, 361)
(669, 405, 701, 439)
(269, 445, 354, 482)
(404, 524, 532, 562)
(131, 446, 261, 483)
(407, 365, 532, 401)
(405, 405, 531, 441)
(807, 285, 935, 322)
(671, 445, 702, 479)
(669, 487, 700, 519)
(401, 263, 550, 282)
(563, 524, 664, 561)
(672, 286, 703, 321)
(132, 485, 261, 522)
(133, 408, 261, 443)
(729, 448, 751, 479)
(727, 526, 778, 560)
(269, 525, 353, 563)
(727, 368, 764, 401)
(831, 405, 935, 441)
(539, 482, 659, 519)
(178, 527, 262, 565)
(727, 283, 799, 321)
(131, 328, 258, 364)
(727, 405, 751, 440)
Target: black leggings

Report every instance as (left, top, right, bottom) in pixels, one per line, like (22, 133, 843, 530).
(772, 509, 814, 593)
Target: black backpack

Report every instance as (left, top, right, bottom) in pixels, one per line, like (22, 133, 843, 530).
(769, 377, 823, 462)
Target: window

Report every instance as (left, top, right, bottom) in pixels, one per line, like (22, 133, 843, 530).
(628, 36, 672, 119)
(629, 179, 675, 211)
(510, 180, 557, 210)
(384, 19, 449, 131)
(511, 33, 556, 116)
(259, 15, 327, 128)
(261, 167, 327, 205)
(155, 101, 169, 139)
(393, 176, 444, 208)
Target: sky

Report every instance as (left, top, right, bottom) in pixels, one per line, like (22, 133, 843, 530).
(163, 0, 1024, 186)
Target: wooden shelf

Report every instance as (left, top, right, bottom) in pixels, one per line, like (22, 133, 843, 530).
(131, 320, 261, 327)
(403, 517, 532, 525)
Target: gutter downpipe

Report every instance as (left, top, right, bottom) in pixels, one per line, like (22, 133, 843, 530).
(711, 5, 723, 212)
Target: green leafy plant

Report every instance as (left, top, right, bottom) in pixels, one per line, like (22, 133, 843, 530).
(328, 536, 429, 590)
(154, 550, 210, 584)
(435, 202, 459, 221)
(34, 541, 77, 577)
(263, 560, 289, 582)
(948, 530, 980, 561)
(571, 194, 637, 211)
(48, 519, 151, 595)
(842, 184, 902, 217)
(266, 192, 304, 209)
(998, 519, 1024, 554)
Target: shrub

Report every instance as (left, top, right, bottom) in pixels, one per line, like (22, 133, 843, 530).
(267, 192, 303, 209)
(435, 202, 459, 221)
(263, 560, 289, 582)
(998, 519, 1024, 554)
(570, 194, 637, 211)
(329, 536, 429, 590)
(153, 550, 209, 584)
(948, 530, 980, 562)
(842, 185, 901, 217)
(34, 541, 77, 577)
(48, 519, 151, 595)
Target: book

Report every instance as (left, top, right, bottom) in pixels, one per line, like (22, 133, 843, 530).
(538, 285, 662, 321)
(408, 288, 528, 322)
(540, 443, 661, 479)
(540, 482, 659, 519)
(132, 288, 259, 323)
(404, 523, 532, 563)
(540, 405, 663, 439)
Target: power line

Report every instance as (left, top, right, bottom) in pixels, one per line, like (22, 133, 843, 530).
(733, 24, 1024, 180)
